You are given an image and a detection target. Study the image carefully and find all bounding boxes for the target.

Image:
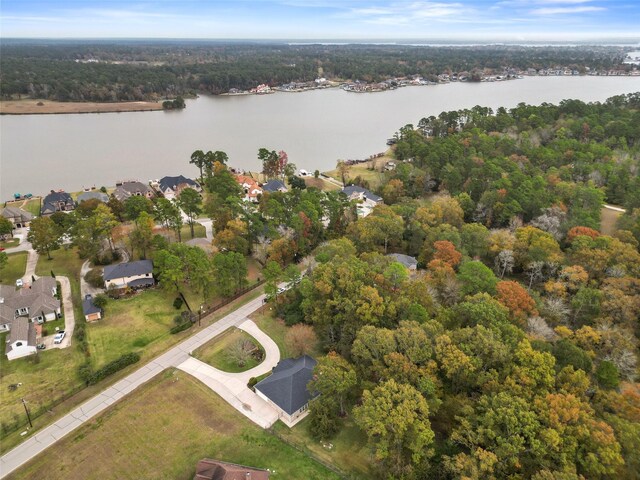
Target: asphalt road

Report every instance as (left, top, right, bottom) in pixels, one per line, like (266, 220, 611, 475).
(0, 292, 267, 478)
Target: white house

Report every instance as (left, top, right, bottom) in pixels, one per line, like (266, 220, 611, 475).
(341, 185, 383, 218)
(103, 260, 155, 289)
(5, 317, 37, 361)
(156, 175, 201, 200)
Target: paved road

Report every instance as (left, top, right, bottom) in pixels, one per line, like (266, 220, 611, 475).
(0, 293, 267, 478)
(79, 259, 105, 299)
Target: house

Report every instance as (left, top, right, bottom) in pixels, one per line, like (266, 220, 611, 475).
(235, 175, 263, 203)
(112, 181, 154, 202)
(41, 191, 75, 216)
(387, 253, 418, 271)
(0, 277, 61, 332)
(341, 185, 383, 217)
(77, 191, 109, 204)
(82, 294, 102, 322)
(194, 459, 270, 480)
(261, 179, 288, 193)
(157, 175, 201, 200)
(103, 260, 154, 289)
(254, 355, 318, 427)
(5, 317, 37, 361)
(1, 206, 33, 229)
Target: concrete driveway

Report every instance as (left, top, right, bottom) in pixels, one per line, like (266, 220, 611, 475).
(177, 319, 281, 428)
(79, 259, 105, 298)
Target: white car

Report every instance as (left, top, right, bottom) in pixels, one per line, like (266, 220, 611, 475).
(53, 331, 66, 344)
(15, 279, 24, 288)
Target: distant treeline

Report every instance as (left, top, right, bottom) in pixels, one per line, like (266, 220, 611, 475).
(0, 42, 631, 102)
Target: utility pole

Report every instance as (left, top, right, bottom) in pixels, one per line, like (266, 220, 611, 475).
(21, 398, 33, 428)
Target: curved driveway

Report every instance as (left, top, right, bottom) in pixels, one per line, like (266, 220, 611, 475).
(177, 319, 281, 428)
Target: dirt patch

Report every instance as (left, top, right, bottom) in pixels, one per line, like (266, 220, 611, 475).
(0, 99, 163, 115)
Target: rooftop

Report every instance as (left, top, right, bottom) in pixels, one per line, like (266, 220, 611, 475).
(255, 355, 317, 415)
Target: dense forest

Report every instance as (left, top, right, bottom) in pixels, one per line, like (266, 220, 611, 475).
(259, 94, 639, 479)
(0, 41, 632, 101)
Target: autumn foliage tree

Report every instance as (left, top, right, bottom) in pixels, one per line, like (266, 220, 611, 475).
(566, 226, 600, 243)
(496, 280, 538, 324)
(432, 240, 462, 267)
(285, 324, 318, 357)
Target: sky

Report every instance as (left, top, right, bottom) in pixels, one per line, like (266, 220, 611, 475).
(1, 0, 639, 41)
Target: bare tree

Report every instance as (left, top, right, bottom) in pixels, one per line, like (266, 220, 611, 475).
(494, 249, 514, 278)
(285, 324, 318, 357)
(227, 338, 258, 367)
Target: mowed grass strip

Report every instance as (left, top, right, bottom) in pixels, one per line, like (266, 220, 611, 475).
(193, 328, 264, 373)
(7, 370, 342, 480)
(0, 251, 27, 284)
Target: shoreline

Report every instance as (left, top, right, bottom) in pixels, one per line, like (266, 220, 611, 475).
(0, 100, 164, 115)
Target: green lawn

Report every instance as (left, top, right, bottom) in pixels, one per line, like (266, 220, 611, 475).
(87, 289, 181, 368)
(0, 238, 20, 249)
(0, 332, 86, 436)
(0, 251, 27, 284)
(193, 328, 264, 373)
(7, 198, 41, 217)
(273, 414, 372, 480)
(251, 307, 322, 359)
(7, 370, 341, 480)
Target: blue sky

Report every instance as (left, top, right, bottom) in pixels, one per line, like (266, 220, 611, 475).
(1, 0, 639, 40)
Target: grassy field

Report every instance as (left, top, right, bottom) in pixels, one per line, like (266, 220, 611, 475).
(87, 289, 182, 367)
(0, 99, 163, 115)
(193, 328, 264, 372)
(0, 332, 86, 436)
(0, 251, 27, 284)
(324, 158, 391, 191)
(0, 238, 20, 249)
(273, 415, 372, 480)
(4, 198, 42, 217)
(7, 370, 341, 480)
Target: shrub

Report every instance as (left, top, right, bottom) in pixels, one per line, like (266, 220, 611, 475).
(77, 362, 93, 383)
(173, 296, 184, 310)
(170, 322, 192, 334)
(85, 268, 104, 288)
(93, 294, 108, 309)
(248, 377, 258, 388)
(85, 352, 141, 385)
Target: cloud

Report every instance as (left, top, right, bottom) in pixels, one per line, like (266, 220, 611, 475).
(346, 1, 468, 25)
(531, 5, 605, 14)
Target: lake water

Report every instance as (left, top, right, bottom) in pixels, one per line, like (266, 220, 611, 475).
(1, 75, 639, 197)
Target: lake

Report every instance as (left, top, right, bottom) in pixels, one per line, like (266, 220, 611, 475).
(1, 75, 639, 197)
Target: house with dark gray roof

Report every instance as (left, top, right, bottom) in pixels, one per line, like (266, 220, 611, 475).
(41, 191, 75, 216)
(387, 253, 418, 271)
(82, 294, 102, 322)
(5, 317, 37, 360)
(262, 179, 288, 193)
(341, 185, 383, 217)
(77, 191, 109, 204)
(254, 355, 317, 427)
(112, 181, 154, 202)
(0, 277, 61, 332)
(1, 206, 33, 229)
(103, 260, 154, 289)
(157, 175, 201, 200)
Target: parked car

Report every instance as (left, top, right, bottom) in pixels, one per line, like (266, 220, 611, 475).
(15, 278, 23, 288)
(53, 331, 66, 344)
(37, 343, 46, 350)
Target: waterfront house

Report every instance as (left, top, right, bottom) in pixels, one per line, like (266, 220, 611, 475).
(0, 206, 33, 229)
(82, 294, 102, 322)
(387, 253, 418, 271)
(341, 185, 383, 217)
(41, 191, 75, 216)
(103, 260, 154, 289)
(77, 191, 109, 204)
(156, 175, 201, 200)
(112, 181, 154, 202)
(0, 277, 61, 332)
(194, 459, 270, 480)
(254, 355, 318, 427)
(262, 179, 288, 193)
(235, 175, 263, 203)
(5, 317, 37, 361)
